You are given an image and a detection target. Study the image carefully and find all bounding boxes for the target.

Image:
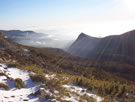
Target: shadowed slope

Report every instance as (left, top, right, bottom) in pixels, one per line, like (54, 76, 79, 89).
(68, 33, 100, 58)
(68, 30, 135, 63)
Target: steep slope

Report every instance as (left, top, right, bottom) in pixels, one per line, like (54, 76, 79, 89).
(90, 30, 135, 61)
(68, 30, 135, 63)
(68, 33, 100, 58)
(68, 30, 135, 81)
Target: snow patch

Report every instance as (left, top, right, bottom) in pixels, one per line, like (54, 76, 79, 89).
(63, 84, 103, 102)
(0, 63, 40, 102)
(23, 48, 30, 52)
(45, 74, 56, 79)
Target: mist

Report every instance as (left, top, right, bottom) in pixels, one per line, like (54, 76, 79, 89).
(0, 30, 74, 49)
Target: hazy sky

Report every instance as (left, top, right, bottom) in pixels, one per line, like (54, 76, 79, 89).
(0, 0, 135, 40)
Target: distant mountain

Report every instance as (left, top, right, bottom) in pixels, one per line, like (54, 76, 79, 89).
(0, 30, 73, 48)
(68, 32, 100, 58)
(0, 30, 46, 40)
(0, 30, 49, 47)
(68, 30, 135, 65)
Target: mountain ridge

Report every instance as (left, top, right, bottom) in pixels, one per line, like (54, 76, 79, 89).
(68, 29, 135, 60)
(68, 32, 100, 58)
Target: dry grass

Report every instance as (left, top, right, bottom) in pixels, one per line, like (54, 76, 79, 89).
(15, 78, 25, 89)
(0, 83, 10, 90)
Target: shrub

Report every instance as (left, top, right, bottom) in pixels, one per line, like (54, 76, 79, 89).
(0, 72, 7, 76)
(7, 64, 17, 68)
(0, 83, 10, 90)
(29, 74, 47, 83)
(61, 100, 72, 102)
(80, 94, 96, 102)
(15, 78, 25, 89)
(6, 77, 14, 81)
(20, 65, 49, 74)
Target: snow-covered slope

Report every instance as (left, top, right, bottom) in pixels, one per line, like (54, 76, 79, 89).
(63, 84, 103, 102)
(0, 63, 41, 102)
(0, 63, 103, 102)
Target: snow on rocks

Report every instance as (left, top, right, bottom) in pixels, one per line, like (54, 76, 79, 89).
(63, 84, 103, 102)
(23, 48, 30, 52)
(62, 93, 80, 102)
(0, 63, 104, 102)
(0, 76, 7, 83)
(0, 63, 7, 68)
(45, 74, 56, 79)
(0, 63, 41, 102)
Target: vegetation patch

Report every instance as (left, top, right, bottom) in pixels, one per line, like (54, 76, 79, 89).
(0, 83, 10, 90)
(7, 64, 17, 68)
(80, 94, 96, 102)
(0, 72, 7, 76)
(72, 76, 135, 101)
(14, 78, 25, 89)
(29, 74, 47, 83)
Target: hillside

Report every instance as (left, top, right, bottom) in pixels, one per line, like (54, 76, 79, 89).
(68, 30, 135, 60)
(0, 31, 135, 101)
(1, 62, 135, 102)
(68, 30, 135, 81)
(68, 33, 100, 58)
(0, 63, 104, 102)
(0, 31, 134, 81)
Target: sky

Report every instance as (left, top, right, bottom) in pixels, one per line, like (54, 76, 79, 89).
(0, 0, 135, 40)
